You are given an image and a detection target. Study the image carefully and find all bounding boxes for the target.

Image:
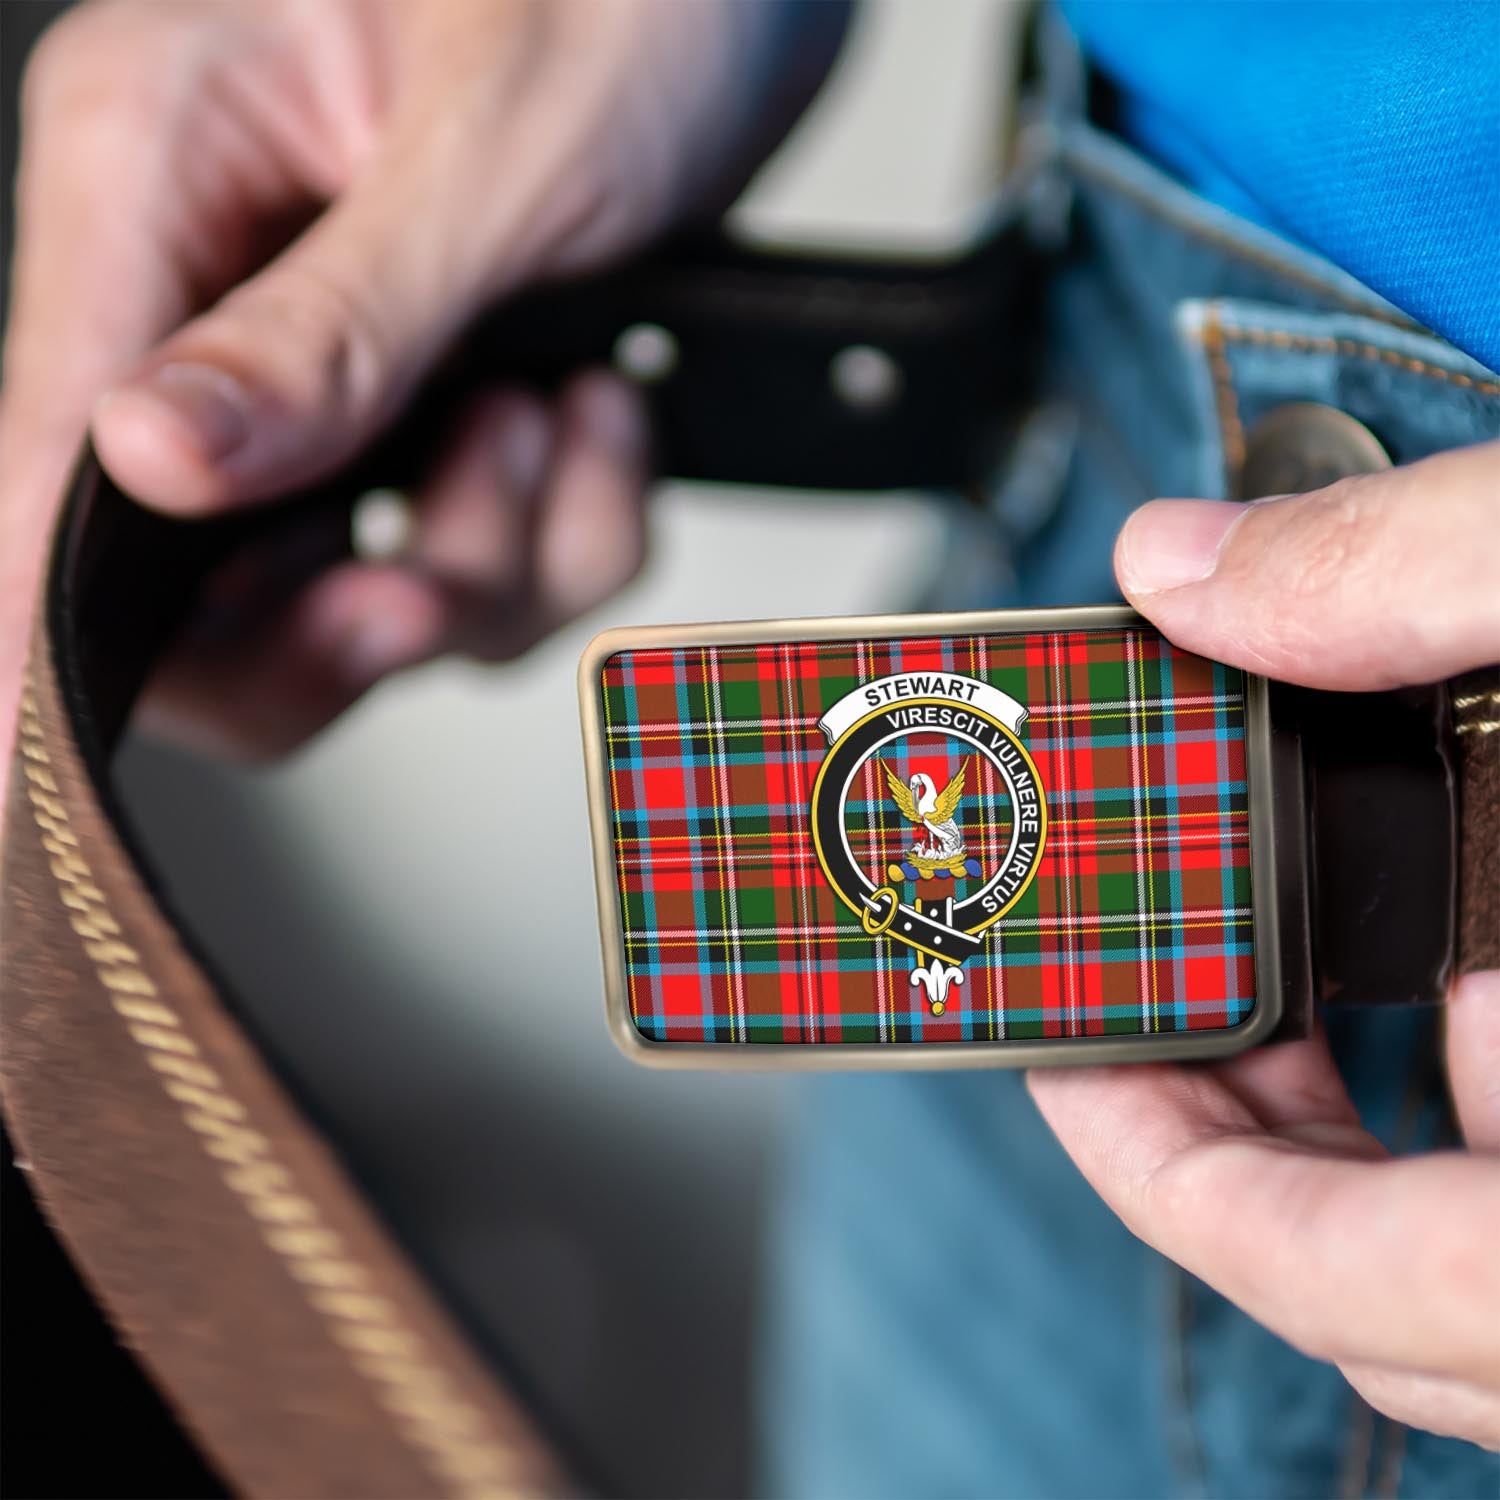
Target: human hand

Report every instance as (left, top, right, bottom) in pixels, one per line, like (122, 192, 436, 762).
(1030, 442, 1500, 1447)
(0, 0, 841, 762)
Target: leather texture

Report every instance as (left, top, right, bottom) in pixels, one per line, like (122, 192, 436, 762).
(1452, 667, 1500, 975)
(3, 457, 575, 1496)
(3, 626, 569, 1497)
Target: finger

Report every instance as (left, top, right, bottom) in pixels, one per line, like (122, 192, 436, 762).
(1341, 1361, 1500, 1450)
(2, 9, 192, 469)
(529, 371, 650, 625)
(89, 20, 612, 515)
(1114, 443, 1500, 689)
(1029, 1058, 1500, 1384)
(1, 9, 201, 798)
(0, 1, 335, 789)
(139, 562, 446, 761)
(1447, 969, 1500, 1153)
(1203, 1025, 1372, 1150)
(408, 392, 552, 600)
(1, 0, 327, 517)
(138, 372, 644, 755)
(89, 187, 462, 514)
(430, 370, 649, 662)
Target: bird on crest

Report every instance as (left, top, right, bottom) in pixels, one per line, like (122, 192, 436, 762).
(882, 758, 969, 860)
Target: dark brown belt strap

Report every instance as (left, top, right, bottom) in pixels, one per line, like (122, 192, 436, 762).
(1454, 666, 1500, 975)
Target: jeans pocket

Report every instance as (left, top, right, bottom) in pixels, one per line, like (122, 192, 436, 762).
(1176, 299, 1500, 499)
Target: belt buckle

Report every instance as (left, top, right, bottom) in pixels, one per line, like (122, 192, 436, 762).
(579, 604, 1298, 1068)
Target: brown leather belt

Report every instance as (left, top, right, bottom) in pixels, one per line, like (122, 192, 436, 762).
(2, 230, 1496, 1497)
(0, 232, 1041, 1499)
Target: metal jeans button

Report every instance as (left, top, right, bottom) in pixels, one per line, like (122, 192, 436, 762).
(1236, 402, 1391, 500)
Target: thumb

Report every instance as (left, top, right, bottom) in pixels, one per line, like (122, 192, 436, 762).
(90, 100, 563, 513)
(1447, 968, 1500, 1152)
(1114, 442, 1500, 690)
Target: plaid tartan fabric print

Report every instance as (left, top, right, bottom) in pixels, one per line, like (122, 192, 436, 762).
(598, 626, 1255, 1045)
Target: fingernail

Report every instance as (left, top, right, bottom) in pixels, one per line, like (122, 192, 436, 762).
(495, 405, 550, 495)
(341, 613, 425, 686)
(112, 362, 253, 464)
(1117, 499, 1242, 595)
(576, 374, 646, 458)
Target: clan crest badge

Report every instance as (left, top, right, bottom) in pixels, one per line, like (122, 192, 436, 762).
(810, 671, 1047, 1014)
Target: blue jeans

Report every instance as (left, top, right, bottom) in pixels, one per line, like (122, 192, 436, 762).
(759, 89, 1500, 1500)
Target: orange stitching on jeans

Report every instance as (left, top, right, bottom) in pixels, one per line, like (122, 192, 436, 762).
(16, 675, 534, 1500)
(1216, 326, 1500, 395)
(1191, 316, 1500, 494)
(1198, 307, 1245, 474)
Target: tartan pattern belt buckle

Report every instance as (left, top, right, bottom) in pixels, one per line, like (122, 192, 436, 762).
(579, 606, 1289, 1068)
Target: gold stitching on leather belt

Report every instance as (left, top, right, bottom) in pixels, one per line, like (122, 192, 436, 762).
(1198, 306, 1245, 473)
(1454, 688, 1500, 737)
(1453, 689, 1500, 712)
(16, 677, 535, 1500)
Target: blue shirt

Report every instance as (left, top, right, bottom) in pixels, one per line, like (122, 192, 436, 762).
(1061, 0, 1500, 371)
